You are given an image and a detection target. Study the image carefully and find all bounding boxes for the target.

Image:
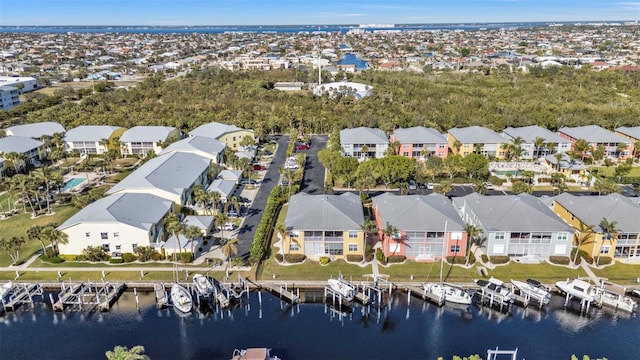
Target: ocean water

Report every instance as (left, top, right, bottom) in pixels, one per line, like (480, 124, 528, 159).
(1, 289, 638, 359)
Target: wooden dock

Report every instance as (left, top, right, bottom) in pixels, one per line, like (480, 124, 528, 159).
(154, 283, 168, 309)
(404, 284, 445, 306)
(2, 283, 43, 312)
(264, 283, 300, 304)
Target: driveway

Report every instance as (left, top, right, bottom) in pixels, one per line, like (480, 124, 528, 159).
(236, 135, 288, 257)
(299, 134, 328, 194)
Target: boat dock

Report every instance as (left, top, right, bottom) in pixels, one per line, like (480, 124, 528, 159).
(404, 284, 445, 306)
(263, 282, 300, 304)
(476, 286, 514, 312)
(1, 283, 44, 312)
(154, 283, 168, 309)
(52, 282, 125, 312)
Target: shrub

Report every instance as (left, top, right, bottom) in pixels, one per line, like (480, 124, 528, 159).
(41, 255, 65, 264)
(274, 253, 284, 262)
(346, 254, 363, 262)
(387, 255, 406, 263)
(151, 252, 165, 261)
(59, 254, 77, 261)
(549, 256, 570, 265)
(122, 253, 137, 263)
(467, 251, 476, 265)
(571, 249, 593, 265)
(319, 256, 331, 265)
(375, 249, 386, 263)
(446, 256, 466, 264)
(284, 254, 306, 263)
(365, 252, 374, 262)
(596, 257, 613, 266)
(180, 252, 193, 263)
(481, 254, 489, 263)
(489, 256, 510, 264)
(489, 175, 505, 186)
(135, 246, 158, 262)
(109, 257, 124, 264)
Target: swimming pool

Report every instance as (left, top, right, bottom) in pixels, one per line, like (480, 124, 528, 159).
(492, 170, 523, 176)
(63, 177, 86, 190)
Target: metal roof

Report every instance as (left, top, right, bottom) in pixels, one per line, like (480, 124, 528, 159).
(0, 136, 43, 153)
(206, 179, 236, 198)
(340, 127, 388, 145)
(372, 193, 465, 231)
(57, 193, 172, 231)
(448, 126, 507, 144)
(6, 121, 65, 138)
(64, 125, 123, 142)
(616, 126, 640, 141)
(502, 125, 567, 144)
(285, 192, 364, 231)
(553, 193, 640, 233)
(189, 121, 252, 139)
(106, 152, 209, 197)
(158, 136, 225, 159)
(392, 126, 447, 144)
(559, 125, 629, 143)
(120, 126, 178, 143)
(453, 193, 573, 232)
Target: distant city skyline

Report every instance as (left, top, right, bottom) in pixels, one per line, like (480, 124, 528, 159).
(1, 0, 638, 26)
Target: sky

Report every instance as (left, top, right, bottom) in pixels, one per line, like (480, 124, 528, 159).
(0, 0, 639, 26)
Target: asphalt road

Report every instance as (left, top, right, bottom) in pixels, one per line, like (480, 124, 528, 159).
(300, 134, 328, 194)
(237, 135, 288, 257)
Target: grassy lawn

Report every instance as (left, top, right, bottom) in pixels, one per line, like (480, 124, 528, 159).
(0, 204, 80, 266)
(590, 166, 640, 177)
(0, 270, 240, 282)
(592, 263, 640, 283)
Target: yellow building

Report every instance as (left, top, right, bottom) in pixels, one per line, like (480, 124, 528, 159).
(552, 193, 640, 261)
(283, 192, 365, 260)
(447, 126, 507, 159)
(188, 121, 255, 151)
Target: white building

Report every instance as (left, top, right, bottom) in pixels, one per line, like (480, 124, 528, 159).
(64, 125, 124, 155)
(119, 126, 181, 157)
(340, 127, 389, 160)
(0, 86, 20, 110)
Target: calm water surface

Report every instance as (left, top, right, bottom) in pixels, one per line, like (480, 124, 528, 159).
(1, 290, 638, 359)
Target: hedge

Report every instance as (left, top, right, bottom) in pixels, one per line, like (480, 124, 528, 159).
(285, 254, 306, 263)
(122, 253, 137, 263)
(346, 254, 363, 262)
(596, 257, 613, 266)
(446, 256, 466, 264)
(387, 255, 406, 263)
(489, 256, 510, 264)
(319, 256, 331, 265)
(250, 186, 289, 262)
(549, 256, 571, 265)
(41, 255, 65, 264)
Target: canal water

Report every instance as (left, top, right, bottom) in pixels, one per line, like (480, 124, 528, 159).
(337, 53, 370, 70)
(1, 290, 638, 359)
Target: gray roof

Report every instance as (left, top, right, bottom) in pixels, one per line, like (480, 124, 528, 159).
(0, 136, 43, 153)
(217, 169, 242, 181)
(106, 152, 209, 197)
(183, 215, 213, 232)
(448, 126, 507, 144)
(616, 126, 640, 141)
(158, 136, 225, 159)
(206, 179, 236, 198)
(164, 234, 201, 252)
(453, 193, 573, 232)
(340, 127, 388, 145)
(285, 192, 364, 231)
(502, 125, 567, 144)
(120, 126, 177, 143)
(392, 126, 447, 144)
(6, 121, 65, 138)
(57, 193, 172, 231)
(553, 193, 640, 233)
(189, 121, 252, 139)
(64, 125, 123, 142)
(559, 125, 629, 143)
(544, 153, 586, 170)
(372, 193, 465, 231)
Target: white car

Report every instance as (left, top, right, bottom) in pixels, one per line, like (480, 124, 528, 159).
(426, 183, 434, 190)
(484, 182, 494, 190)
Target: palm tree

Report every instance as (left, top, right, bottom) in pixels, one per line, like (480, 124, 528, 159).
(192, 184, 208, 211)
(574, 138, 591, 163)
(360, 219, 378, 260)
(105, 345, 149, 360)
(554, 153, 564, 171)
(5, 152, 25, 174)
(474, 181, 488, 195)
(225, 195, 242, 216)
(40, 225, 68, 256)
(27, 225, 49, 256)
(464, 224, 484, 265)
(383, 222, 401, 256)
(0, 236, 26, 265)
(597, 217, 620, 264)
(32, 165, 58, 214)
(534, 137, 546, 158)
(214, 212, 229, 240)
(208, 191, 222, 215)
(13, 174, 36, 215)
(221, 237, 239, 262)
(546, 142, 557, 155)
(164, 213, 184, 256)
(572, 223, 595, 265)
(184, 225, 202, 260)
(616, 142, 628, 159)
(452, 139, 462, 154)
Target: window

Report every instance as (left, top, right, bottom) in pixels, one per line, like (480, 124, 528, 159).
(600, 245, 611, 255)
(115, 245, 121, 251)
(113, 232, 119, 237)
(390, 243, 401, 253)
(85, 232, 91, 237)
(450, 245, 460, 253)
(102, 244, 110, 252)
(101, 232, 108, 240)
(348, 244, 358, 252)
(132, 243, 138, 251)
(557, 233, 568, 242)
(439, 144, 445, 148)
(494, 233, 505, 240)
(289, 243, 300, 251)
(348, 231, 358, 238)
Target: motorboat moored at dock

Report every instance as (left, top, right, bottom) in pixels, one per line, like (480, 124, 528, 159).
(511, 279, 551, 306)
(327, 277, 355, 302)
(170, 283, 193, 313)
(423, 282, 473, 305)
(193, 274, 214, 298)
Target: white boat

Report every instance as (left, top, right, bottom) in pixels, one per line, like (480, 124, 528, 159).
(170, 283, 193, 313)
(511, 279, 551, 305)
(555, 278, 596, 303)
(634, 289, 640, 298)
(475, 277, 516, 302)
(327, 277, 355, 301)
(423, 282, 473, 305)
(232, 347, 280, 360)
(0, 281, 13, 301)
(593, 281, 637, 313)
(193, 274, 214, 298)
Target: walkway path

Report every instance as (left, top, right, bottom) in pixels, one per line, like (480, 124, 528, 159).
(580, 261, 601, 283)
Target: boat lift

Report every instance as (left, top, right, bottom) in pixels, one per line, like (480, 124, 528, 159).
(1, 283, 43, 312)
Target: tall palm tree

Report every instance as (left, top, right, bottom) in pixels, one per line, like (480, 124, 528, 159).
(27, 225, 49, 256)
(32, 165, 58, 214)
(184, 225, 202, 260)
(597, 217, 620, 264)
(40, 224, 68, 256)
(225, 195, 242, 216)
(464, 224, 484, 265)
(572, 223, 595, 265)
(574, 138, 591, 163)
(164, 213, 185, 257)
(383, 222, 401, 256)
(554, 153, 563, 171)
(360, 219, 378, 260)
(221, 237, 239, 262)
(12, 174, 36, 215)
(616, 142, 628, 159)
(546, 142, 558, 155)
(5, 152, 25, 174)
(214, 212, 229, 240)
(534, 137, 546, 158)
(208, 191, 222, 215)
(192, 184, 208, 211)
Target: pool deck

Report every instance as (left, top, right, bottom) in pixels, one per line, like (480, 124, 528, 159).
(62, 172, 104, 192)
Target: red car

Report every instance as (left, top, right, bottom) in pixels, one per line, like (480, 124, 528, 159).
(252, 164, 267, 171)
(295, 144, 309, 151)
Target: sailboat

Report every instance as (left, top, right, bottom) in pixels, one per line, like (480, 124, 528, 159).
(423, 221, 473, 305)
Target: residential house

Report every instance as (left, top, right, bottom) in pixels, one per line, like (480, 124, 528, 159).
(615, 126, 640, 154)
(158, 136, 226, 165)
(64, 125, 125, 155)
(56, 193, 173, 256)
(188, 121, 255, 151)
(284, 192, 365, 260)
(558, 125, 633, 160)
(5, 121, 65, 139)
(553, 193, 640, 261)
(372, 193, 467, 261)
(390, 126, 448, 160)
(183, 215, 215, 237)
(105, 152, 210, 206)
(0, 136, 44, 170)
(544, 153, 587, 183)
(0, 86, 20, 110)
(502, 125, 571, 159)
(447, 126, 507, 158)
(453, 193, 574, 261)
(340, 127, 389, 160)
(207, 179, 237, 204)
(119, 126, 181, 157)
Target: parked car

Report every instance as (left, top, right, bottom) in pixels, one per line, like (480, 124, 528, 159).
(284, 163, 299, 170)
(252, 164, 267, 171)
(409, 180, 417, 190)
(280, 178, 290, 186)
(484, 182, 494, 190)
(241, 178, 258, 185)
(218, 223, 235, 231)
(426, 183, 434, 190)
(295, 144, 309, 151)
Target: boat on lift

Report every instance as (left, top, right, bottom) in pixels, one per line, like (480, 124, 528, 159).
(327, 276, 355, 301)
(511, 278, 551, 306)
